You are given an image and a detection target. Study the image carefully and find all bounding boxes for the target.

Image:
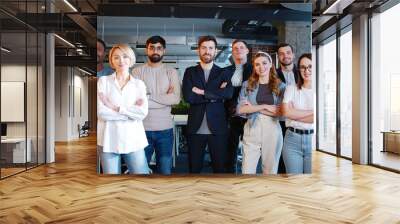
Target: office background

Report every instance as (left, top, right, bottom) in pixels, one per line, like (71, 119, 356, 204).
(97, 3, 312, 174)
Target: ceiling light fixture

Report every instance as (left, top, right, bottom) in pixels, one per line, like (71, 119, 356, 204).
(78, 68, 93, 76)
(63, 0, 78, 12)
(54, 34, 75, 48)
(322, 0, 355, 15)
(1, 47, 11, 53)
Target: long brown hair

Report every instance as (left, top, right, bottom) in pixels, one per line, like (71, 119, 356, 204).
(247, 52, 281, 96)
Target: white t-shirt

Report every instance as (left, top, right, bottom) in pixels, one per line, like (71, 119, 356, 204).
(283, 85, 314, 130)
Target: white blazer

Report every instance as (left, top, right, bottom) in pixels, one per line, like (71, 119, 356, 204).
(97, 73, 148, 153)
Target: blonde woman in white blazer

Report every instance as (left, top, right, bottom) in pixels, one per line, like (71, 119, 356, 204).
(97, 44, 149, 174)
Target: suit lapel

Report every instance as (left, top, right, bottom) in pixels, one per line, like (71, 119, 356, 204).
(243, 63, 252, 81)
(277, 68, 286, 83)
(196, 64, 206, 87)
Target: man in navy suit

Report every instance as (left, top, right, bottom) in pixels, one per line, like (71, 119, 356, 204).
(222, 40, 253, 173)
(182, 35, 233, 173)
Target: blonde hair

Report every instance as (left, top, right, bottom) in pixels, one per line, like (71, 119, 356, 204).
(108, 44, 136, 69)
(247, 51, 281, 96)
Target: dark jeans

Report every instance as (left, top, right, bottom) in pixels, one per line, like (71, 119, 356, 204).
(187, 134, 227, 173)
(225, 116, 247, 173)
(278, 121, 287, 174)
(144, 128, 174, 175)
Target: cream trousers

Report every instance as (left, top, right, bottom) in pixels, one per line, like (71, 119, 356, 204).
(242, 114, 283, 174)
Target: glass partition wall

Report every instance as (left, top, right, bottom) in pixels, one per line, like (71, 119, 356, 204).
(317, 35, 337, 155)
(370, 2, 400, 171)
(316, 26, 353, 159)
(0, 1, 46, 179)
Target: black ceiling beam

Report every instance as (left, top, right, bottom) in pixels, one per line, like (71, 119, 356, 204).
(98, 4, 312, 22)
(55, 56, 96, 70)
(13, 13, 82, 32)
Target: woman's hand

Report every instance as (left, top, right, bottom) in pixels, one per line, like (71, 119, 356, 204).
(135, 98, 144, 106)
(167, 85, 174, 94)
(261, 104, 281, 116)
(99, 92, 119, 112)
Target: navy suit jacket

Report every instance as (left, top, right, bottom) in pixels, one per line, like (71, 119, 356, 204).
(277, 65, 299, 84)
(222, 62, 253, 117)
(182, 64, 233, 135)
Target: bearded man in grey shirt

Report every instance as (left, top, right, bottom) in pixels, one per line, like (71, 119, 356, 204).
(132, 36, 181, 175)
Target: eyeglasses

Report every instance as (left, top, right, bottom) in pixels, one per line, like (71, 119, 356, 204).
(299, 65, 312, 72)
(147, 46, 164, 52)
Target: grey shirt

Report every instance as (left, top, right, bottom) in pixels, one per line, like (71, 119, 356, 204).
(196, 68, 212, 134)
(256, 84, 274, 105)
(132, 63, 181, 131)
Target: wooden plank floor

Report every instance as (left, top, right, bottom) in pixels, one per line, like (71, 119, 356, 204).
(1, 135, 400, 223)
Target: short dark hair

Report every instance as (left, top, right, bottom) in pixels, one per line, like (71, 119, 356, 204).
(297, 53, 312, 90)
(198, 35, 217, 48)
(277, 43, 294, 53)
(146, 36, 166, 48)
(232, 39, 249, 49)
(97, 38, 106, 50)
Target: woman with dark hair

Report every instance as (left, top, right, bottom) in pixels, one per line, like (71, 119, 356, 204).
(281, 53, 314, 174)
(237, 51, 286, 174)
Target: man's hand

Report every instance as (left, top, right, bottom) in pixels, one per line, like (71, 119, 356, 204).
(135, 98, 144, 106)
(192, 87, 205, 95)
(167, 85, 174, 94)
(220, 82, 227, 89)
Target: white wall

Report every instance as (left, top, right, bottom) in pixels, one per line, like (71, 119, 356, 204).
(1, 64, 46, 164)
(1, 65, 36, 138)
(54, 67, 89, 141)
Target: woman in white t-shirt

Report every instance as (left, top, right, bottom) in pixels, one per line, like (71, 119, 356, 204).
(282, 53, 314, 174)
(97, 44, 149, 174)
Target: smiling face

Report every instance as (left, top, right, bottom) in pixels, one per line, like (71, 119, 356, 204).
(232, 41, 249, 63)
(277, 45, 294, 67)
(110, 48, 131, 72)
(146, 42, 165, 63)
(198, 40, 216, 64)
(253, 55, 272, 78)
(299, 57, 312, 82)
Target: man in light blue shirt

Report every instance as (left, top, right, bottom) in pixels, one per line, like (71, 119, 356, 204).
(97, 38, 114, 77)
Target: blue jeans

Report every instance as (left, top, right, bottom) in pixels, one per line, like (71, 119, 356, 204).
(282, 129, 312, 174)
(100, 150, 149, 174)
(145, 128, 174, 175)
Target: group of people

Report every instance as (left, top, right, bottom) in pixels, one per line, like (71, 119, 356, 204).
(96, 35, 314, 175)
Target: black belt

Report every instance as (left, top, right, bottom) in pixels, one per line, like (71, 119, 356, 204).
(288, 127, 314, 135)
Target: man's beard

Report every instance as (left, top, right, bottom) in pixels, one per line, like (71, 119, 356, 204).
(200, 54, 213, 64)
(148, 54, 163, 63)
(280, 58, 293, 67)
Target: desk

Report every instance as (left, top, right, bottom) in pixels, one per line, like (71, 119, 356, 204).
(1, 138, 31, 163)
(382, 131, 400, 154)
(172, 115, 188, 166)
